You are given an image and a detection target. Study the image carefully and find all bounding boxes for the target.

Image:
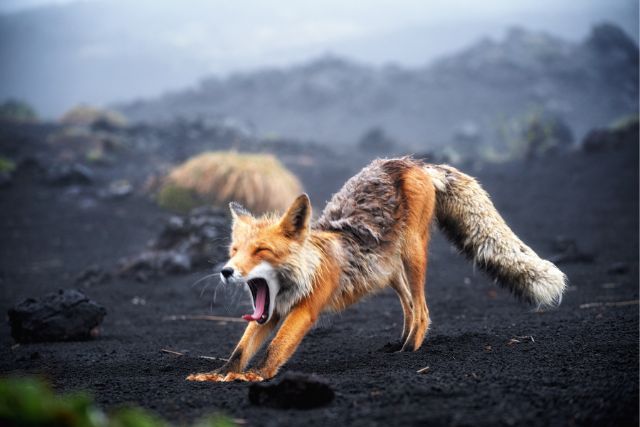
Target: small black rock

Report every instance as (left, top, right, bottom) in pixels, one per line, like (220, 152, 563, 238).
(46, 163, 94, 186)
(8, 289, 106, 343)
(248, 371, 334, 409)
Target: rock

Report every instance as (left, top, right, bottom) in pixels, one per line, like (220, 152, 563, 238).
(8, 289, 106, 343)
(520, 112, 573, 159)
(582, 129, 612, 152)
(119, 249, 191, 280)
(161, 252, 191, 274)
(582, 118, 639, 152)
(102, 179, 132, 199)
(119, 206, 228, 278)
(154, 216, 189, 249)
(117, 252, 157, 282)
(46, 163, 94, 186)
(248, 372, 334, 409)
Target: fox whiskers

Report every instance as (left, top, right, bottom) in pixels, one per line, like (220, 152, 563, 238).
(190, 272, 220, 289)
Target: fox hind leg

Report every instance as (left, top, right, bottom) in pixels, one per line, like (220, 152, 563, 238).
(382, 269, 414, 352)
(401, 239, 430, 352)
(395, 164, 435, 352)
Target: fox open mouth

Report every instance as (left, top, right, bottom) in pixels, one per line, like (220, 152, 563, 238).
(243, 278, 270, 324)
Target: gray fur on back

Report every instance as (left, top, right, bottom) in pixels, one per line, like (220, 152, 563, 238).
(315, 158, 419, 247)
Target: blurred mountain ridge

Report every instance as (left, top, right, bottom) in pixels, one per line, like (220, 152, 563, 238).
(116, 23, 638, 149)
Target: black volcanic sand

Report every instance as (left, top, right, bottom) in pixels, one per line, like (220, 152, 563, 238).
(0, 125, 638, 427)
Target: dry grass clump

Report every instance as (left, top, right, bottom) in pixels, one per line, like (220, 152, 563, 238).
(60, 105, 127, 128)
(158, 151, 303, 214)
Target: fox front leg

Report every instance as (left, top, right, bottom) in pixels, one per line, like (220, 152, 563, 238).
(250, 303, 317, 380)
(186, 315, 278, 382)
(248, 266, 339, 380)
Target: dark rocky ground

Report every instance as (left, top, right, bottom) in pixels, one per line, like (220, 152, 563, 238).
(0, 121, 637, 426)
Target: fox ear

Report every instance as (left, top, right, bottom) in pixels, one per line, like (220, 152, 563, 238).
(280, 194, 311, 240)
(229, 201, 252, 221)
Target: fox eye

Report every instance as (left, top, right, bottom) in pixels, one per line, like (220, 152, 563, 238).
(230, 247, 238, 255)
(254, 247, 273, 255)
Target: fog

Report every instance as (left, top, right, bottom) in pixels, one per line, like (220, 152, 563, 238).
(0, 0, 637, 117)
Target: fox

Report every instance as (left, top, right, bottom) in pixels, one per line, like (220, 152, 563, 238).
(186, 158, 566, 383)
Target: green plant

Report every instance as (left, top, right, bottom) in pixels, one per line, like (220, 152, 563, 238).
(0, 377, 100, 427)
(157, 183, 203, 214)
(609, 114, 639, 132)
(494, 107, 573, 161)
(0, 377, 234, 427)
(0, 157, 16, 174)
(0, 99, 37, 122)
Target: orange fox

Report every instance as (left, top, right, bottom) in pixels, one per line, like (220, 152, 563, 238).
(187, 158, 566, 382)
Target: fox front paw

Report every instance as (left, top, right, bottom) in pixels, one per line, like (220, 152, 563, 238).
(186, 371, 265, 382)
(223, 371, 265, 382)
(186, 372, 226, 382)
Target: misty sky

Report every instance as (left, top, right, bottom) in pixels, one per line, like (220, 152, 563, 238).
(0, 0, 638, 117)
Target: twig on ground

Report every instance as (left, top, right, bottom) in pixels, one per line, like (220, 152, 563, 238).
(160, 348, 184, 356)
(163, 314, 245, 323)
(160, 348, 229, 362)
(507, 335, 534, 346)
(579, 300, 638, 309)
(198, 355, 229, 362)
(416, 366, 430, 374)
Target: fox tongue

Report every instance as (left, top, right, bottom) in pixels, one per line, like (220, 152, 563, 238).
(242, 283, 267, 322)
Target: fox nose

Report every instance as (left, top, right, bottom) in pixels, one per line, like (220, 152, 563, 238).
(221, 267, 234, 279)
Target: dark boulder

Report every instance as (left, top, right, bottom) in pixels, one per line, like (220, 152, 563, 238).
(8, 289, 106, 343)
(248, 372, 334, 409)
(100, 179, 132, 199)
(118, 206, 228, 280)
(46, 163, 94, 186)
(582, 117, 639, 153)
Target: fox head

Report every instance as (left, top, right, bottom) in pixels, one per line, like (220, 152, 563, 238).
(220, 194, 312, 324)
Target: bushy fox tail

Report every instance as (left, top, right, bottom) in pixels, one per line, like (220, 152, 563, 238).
(424, 164, 567, 309)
